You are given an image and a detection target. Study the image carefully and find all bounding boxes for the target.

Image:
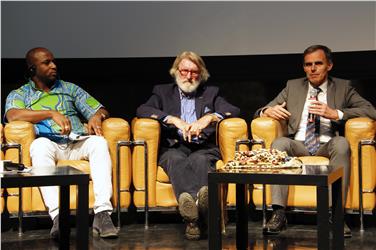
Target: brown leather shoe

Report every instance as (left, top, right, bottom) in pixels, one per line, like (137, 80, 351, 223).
(263, 209, 287, 235)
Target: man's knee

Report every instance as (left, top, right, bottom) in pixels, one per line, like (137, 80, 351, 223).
(330, 136, 350, 156)
(160, 151, 187, 166)
(30, 137, 55, 156)
(271, 137, 292, 152)
(189, 152, 208, 164)
(87, 135, 108, 150)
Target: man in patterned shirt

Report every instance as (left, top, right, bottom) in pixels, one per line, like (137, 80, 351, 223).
(4, 47, 118, 239)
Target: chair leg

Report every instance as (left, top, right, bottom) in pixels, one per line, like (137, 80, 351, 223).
(18, 187, 23, 236)
(262, 184, 267, 229)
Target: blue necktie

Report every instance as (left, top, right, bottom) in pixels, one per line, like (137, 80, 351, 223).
(304, 87, 322, 155)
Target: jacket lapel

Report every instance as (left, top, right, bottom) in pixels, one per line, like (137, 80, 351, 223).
(172, 85, 182, 117)
(292, 79, 309, 132)
(326, 77, 336, 109)
(195, 87, 205, 119)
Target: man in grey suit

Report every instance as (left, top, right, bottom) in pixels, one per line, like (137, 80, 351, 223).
(255, 45, 376, 238)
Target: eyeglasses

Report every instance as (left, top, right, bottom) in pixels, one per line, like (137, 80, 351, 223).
(178, 69, 200, 78)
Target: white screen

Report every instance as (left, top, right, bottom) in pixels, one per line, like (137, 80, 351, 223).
(1, 1, 375, 58)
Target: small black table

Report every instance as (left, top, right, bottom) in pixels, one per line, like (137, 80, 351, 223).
(208, 165, 344, 250)
(1, 166, 89, 250)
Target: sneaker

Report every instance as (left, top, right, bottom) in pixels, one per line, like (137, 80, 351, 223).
(178, 193, 200, 240)
(263, 209, 287, 235)
(197, 186, 209, 238)
(185, 222, 201, 240)
(50, 215, 59, 240)
(197, 186, 208, 222)
(178, 192, 198, 223)
(92, 211, 118, 238)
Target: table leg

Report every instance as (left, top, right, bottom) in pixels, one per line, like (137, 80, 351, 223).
(236, 183, 248, 250)
(332, 178, 344, 250)
(77, 182, 89, 250)
(208, 178, 221, 250)
(59, 185, 70, 250)
(317, 185, 329, 250)
(18, 187, 23, 236)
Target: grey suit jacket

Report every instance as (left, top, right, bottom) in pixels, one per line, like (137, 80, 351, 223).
(255, 77, 376, 137)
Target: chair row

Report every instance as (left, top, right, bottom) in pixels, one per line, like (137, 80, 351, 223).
(1, 116, 375, 230)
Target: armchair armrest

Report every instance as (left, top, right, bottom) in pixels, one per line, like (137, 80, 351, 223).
(4, 121, 35, 166)
(131, 118, 160, 207)
(217, 118, 248, 164)
(250, 117, 285, 149)
(345, 117, 376, 209)
(102, 118, 131, 207)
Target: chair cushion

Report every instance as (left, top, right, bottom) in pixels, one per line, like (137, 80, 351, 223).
(157, 166, 170, 183)
(298, 156, 329, 165)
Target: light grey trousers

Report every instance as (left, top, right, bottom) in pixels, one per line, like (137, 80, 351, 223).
(270, 136, 350, 207)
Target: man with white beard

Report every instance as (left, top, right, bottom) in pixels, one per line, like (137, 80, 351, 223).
(137, 51, 240, 240)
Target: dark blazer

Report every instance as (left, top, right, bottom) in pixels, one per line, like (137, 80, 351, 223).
(255, 77, 376, 137)
(137, 83, 240, 147)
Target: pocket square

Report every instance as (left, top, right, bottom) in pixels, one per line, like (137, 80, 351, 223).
(204, 106, 211, 113)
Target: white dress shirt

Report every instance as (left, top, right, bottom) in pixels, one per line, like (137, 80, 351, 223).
(294, 81, 343, 143)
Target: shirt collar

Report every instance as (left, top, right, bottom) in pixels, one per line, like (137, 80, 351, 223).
(29, 79, 61, 91)
(309, 80, 328, 94)
(178, 87, 196, 99)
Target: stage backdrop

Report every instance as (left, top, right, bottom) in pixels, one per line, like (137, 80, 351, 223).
(2, 51, 376, 124)
(2, 2, 375, 58)
(2, 2, 375, 126)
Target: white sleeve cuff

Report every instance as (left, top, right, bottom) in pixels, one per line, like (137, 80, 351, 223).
(337, 110, 344, 120)
(213, 112, 224, 120)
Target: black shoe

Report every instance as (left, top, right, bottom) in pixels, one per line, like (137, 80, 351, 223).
(50, 215, 59, 241)
(344, 222, 352, 238)
(263, 210, 287, 235)
(93, 211, 118, 239)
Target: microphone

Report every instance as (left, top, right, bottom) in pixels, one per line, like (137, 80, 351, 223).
(308, 88, 319, 123)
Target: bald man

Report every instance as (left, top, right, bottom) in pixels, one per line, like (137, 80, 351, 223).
(5, 47, 118, 239)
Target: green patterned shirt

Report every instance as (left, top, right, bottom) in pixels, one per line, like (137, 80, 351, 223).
(5, 79, 103, 143)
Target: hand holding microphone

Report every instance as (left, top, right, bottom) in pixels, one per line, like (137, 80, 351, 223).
(308, 88, 319, 123)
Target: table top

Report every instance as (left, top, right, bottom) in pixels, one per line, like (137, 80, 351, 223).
(1, 166, 89, 188)
(210, 165, 343, 186)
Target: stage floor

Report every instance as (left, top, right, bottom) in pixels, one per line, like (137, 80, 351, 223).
(2, 213, 376, 249)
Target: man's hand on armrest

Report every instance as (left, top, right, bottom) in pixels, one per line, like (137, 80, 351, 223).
(88, 108, 109, 136)
(261, 102, 291, 121)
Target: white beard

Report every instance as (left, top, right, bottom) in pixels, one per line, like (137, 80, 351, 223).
(175, 75, 201, 94)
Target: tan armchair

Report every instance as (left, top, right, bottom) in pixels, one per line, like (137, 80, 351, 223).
(251, 117, 376, 229)
(131, 117, 248, 228)
(2, 118, 132, 229)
